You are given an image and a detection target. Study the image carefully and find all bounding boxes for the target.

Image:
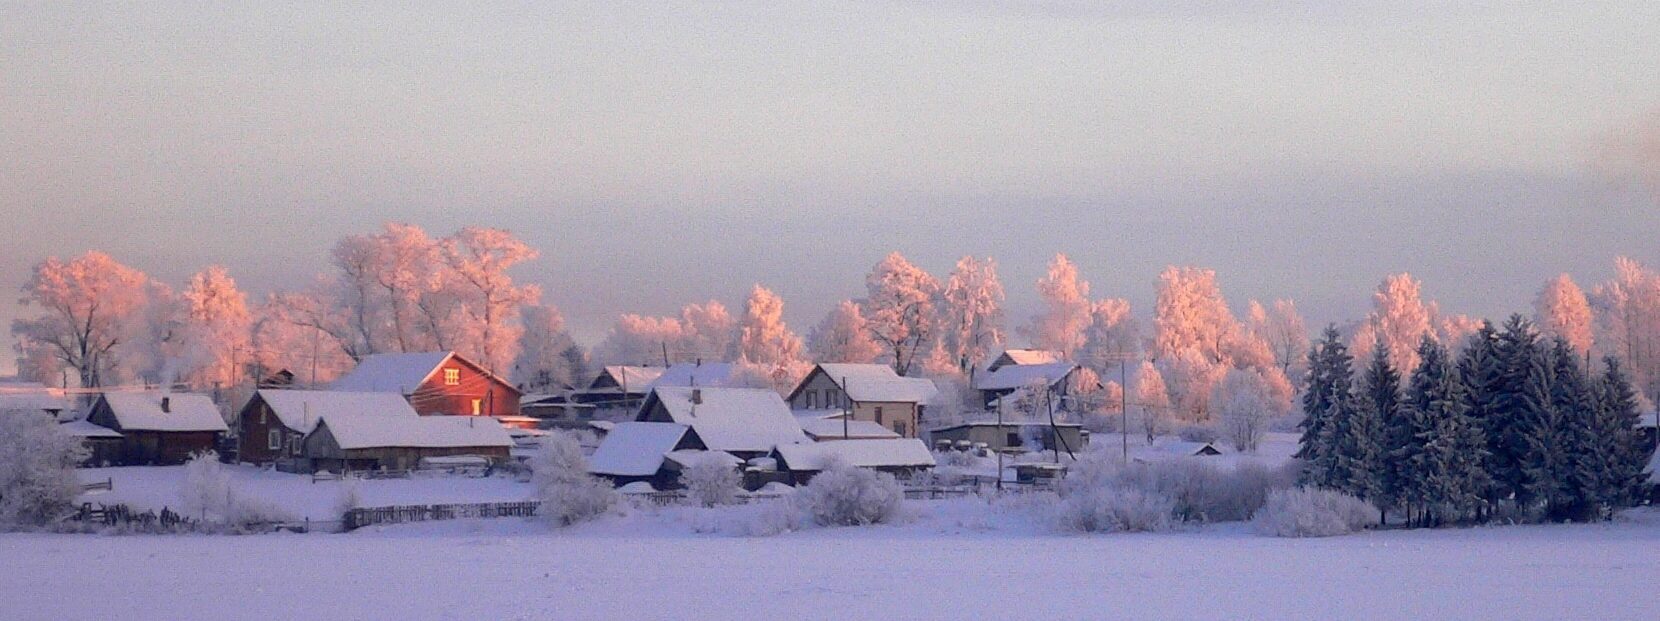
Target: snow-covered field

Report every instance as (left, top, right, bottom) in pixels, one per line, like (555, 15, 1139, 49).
(5, 505, 1657, 621)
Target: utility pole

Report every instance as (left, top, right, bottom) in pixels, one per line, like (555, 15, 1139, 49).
(1121, 359, 1129, 463)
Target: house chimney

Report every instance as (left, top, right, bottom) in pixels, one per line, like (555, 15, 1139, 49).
(161, 396, 171, 413)
(691, 388, 702, 405)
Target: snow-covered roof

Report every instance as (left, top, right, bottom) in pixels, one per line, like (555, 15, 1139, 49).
(972, 362, 1078, 391)
(994, 349, 1063, 367)
(664, 449, 742, 469)
(317, 415, 512, 450)
(99, 392, 228, 433)
(330, 352, 454, 393)
(803, 363, 940, 403)
(774, 439, 936, 471)
(0, 389, 73, 415)
(596, 366, 665, 391)
(797, 416, 901, 441)
(644, 386, 807, 453)
(587, 421, 688, 477)
(60, 420, 122, 438)
(256, 389, 418, 434)
(649, 362, 743, 389)
(930, 420, 1084, 432)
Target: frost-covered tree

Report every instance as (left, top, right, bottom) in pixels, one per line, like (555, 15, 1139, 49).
(862, 252, 940, 375)
(531, 432, 617, 526)
(511, 303, 582, 393)
(1157, 348, 1227, 422)
(1487, 315, 1543, 508)
(1214, 368, 1273, 452)
(739, 285, 806, 369)
(439, 227, 540, 373)
(1153, 265, 1235, 365)
(1595, 358, 1650, 512)
(1395, 337, 1488, 526)
(1024, 254, 1092, 358)
(798, 459, 905, 526)
(681, 456, 744, 507)
(0, 412, 87, 528)
(808, 300, 883, 364)
(1297, 326, 1359, 488)
(250, 293, 356, 386)
(678, 300, 738, 361)
(1132, 361, 1172, 444)
(938, 256, 1005, 372)
(1080, 298, 1142, 372)
(597, 300, 738, 366)
(1435, 313, 1484, 350)
(1590, 257, 1660, 403)
(1362, 273, 1435, 372)
(1248, 299, 1309, 383)
(1344, 343, 1396, 504)
(1534, 274, 1594, 359)
(177, 266, 252, 390)
(11, 252, 152, 388)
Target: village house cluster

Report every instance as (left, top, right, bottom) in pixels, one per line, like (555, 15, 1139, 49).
(1, 348, 1110, 490)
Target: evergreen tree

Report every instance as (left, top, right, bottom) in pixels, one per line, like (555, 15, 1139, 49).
(1486, 315, 1540, 509)
(1551, 338, 1603, 520)
(1346, 341, 1397, 505)
(1455, 320, 1503, 511)
(1298, 327, 1358, 489)
(1295, 327, 1339, 466)
(1396, 337, 1487, 526)
(1597, 358, 1650, 512)
(1513, 335, 1568, 518)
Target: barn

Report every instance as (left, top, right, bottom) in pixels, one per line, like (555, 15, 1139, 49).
(84, 392, 228, 465)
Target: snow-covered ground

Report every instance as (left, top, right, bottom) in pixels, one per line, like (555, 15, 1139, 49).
(5, 505, 1657, 621)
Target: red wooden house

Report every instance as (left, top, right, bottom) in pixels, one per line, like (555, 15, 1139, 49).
(330, 351, 522, 417)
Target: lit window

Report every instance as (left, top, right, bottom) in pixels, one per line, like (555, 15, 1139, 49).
(471, 399, 482, 416)
(444, 368, 461, 386)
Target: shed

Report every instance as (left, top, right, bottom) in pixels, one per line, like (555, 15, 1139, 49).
(60, 420, 123, 466)
(928, 421, 1088, 454)
(588, 421, 697, 488)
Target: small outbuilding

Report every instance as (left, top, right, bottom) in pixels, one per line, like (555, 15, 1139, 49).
(928, 421, 1088, 454)
(772, 438, 936, 484)
(60, 420, 124, 467)
(636, 386, 808, 459)
(302, 415, 512, 473)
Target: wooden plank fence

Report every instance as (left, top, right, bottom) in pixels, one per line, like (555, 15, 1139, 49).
(343, 501, 541, 530)
(80, 477, 113, 493)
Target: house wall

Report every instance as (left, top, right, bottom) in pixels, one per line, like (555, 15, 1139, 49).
(86, 398, 221, 465)
(930, 425, 1087, 453)
(407, 358, 521, 417)
(788, 371, 843, 410)
(850, 401, 919, 438)
(302, 423, 509, 472)
(236, 396, 304, 464)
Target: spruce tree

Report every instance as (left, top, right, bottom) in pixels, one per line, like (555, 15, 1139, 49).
(1396, 337, 1484, 526)
(1513, 335, 1568, 519)
(1487, 315, 1540, 510)
(1456, 320, 1503, 512)
(1550, 338, 1603, 521)
(1296, 326, 1339, 468)
(1348, 341, 1398, 507)
(1597, 358, 1650, 511)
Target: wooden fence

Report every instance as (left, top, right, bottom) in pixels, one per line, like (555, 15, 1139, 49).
(80, 478, 113, 493)
(343, 501, 541, 530)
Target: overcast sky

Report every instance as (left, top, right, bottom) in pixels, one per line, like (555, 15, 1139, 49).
(3, 2, 1659, 375)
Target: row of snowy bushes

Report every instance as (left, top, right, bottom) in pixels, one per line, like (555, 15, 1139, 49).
(1051, 454, 1379, 537)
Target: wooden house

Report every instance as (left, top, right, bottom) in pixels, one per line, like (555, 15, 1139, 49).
(587, 421, 703, 488)
(331, 351, 522, 417)
(85, 392, 228, 465)
(236, 389, 418, 468)
(928, 421, 1089, 454)
(302, 414, 512, 473)
(785, 363, 939, 439)
(772, 438, 935, 484)
(971, 361, 1097, 409)
(985, 349, 1062, 371)
(635, 386, 808, 460)
(571, 366, 664, 412)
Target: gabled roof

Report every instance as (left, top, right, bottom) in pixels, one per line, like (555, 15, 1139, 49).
(774, 438, 936, 471)
(640, 386, 807, 453)
(797, 416, 901, 441)
(255, 389, 418, 434)
(990, 349, 1063, 369)
(972, 362, 1079, 391)
(594, 366, 665, 392)
(587, 421, 689, 477)
(330, 352, 455, 393)
(792, 363, 940, 404)
(99, 392, 228, 433)
(663, 449, 742, 470)
(649, 362, 743, 389)
(0, 387, 73, 416)
(315, 415, 511, 450)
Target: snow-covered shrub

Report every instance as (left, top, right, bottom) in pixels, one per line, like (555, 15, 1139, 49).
(798, 460, 904, 526)
(1062, 453, 1296, 524)
(1055, 485, 1175, 533)
(530, 432, 617, 526)
(0, 412, 87, 528)
(681, 456, 743, 507)
(937, 449, 980, 468)
(738, 498, 804, 537)
(1252, 487, 1380, 537)
(333, 478, 363, 517)
(177, 451, 293, 529)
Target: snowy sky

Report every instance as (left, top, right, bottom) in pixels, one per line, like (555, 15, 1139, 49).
(3, 2, 1660, 374)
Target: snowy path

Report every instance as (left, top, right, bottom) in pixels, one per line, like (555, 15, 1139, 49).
(6, 513, 1657, 621)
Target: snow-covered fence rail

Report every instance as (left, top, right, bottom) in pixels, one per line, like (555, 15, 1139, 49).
(80, 477, 113, 493)
(342, 500, 541, 530)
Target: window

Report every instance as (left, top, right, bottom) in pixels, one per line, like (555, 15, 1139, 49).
(874, 406, 884, 425)
(259, 407, 267, 425)
(268, 429, 281, 451)
(444, 368, 461, 386)
(895, 422, 908, 437)
(1006, 432, 1021, 448)
(805, 390, 817, 409)
(471, 398, 482, 415)
(290, 435, 302, 457)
